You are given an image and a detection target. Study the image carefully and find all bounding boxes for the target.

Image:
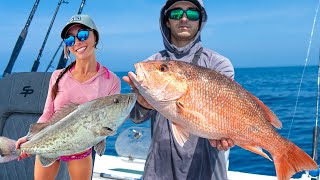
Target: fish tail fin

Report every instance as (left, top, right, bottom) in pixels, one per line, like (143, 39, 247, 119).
(0, 136, 19, 163)
(273, 140, 318, 180)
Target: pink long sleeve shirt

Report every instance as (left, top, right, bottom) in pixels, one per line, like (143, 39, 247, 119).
(38, 64, 121, 123)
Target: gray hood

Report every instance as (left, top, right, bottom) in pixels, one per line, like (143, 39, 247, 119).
(159, 0, 208, 58)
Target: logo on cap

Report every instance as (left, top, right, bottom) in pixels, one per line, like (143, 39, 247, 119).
(69, 16, 81, 23)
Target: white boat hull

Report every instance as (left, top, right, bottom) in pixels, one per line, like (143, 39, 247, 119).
(92, 155, 314, 180)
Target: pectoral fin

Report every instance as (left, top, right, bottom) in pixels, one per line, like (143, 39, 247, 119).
(172, 101, 207, 147)
(171, 123, 190, 147)
(94, 127, 115, 137)
(176, 101, 206, 121)
(39, 156, 59, 167)
(94, 139, 106, 156)
(239, 145, 272, 161)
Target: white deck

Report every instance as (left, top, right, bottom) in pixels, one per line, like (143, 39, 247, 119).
(93, 155, 144, 180)
(92, 155, 314, 180)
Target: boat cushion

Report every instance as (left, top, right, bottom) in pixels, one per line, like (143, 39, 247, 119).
(0, 72, 69, 180)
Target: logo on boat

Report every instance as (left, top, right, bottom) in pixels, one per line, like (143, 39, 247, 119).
(20, 86, 34, 97)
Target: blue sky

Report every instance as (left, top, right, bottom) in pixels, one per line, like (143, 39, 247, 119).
(1, 0, 320, 72)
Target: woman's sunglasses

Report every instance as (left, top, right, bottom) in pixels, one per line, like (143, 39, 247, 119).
(167, 8, 201, 21)
(64, 29, 91, 47)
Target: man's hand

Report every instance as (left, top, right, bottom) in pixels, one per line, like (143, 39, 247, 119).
(123, 75, 153, 110)
(209, 138, 234, 151)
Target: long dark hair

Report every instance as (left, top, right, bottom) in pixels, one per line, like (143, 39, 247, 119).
(51, 61, 76, 99)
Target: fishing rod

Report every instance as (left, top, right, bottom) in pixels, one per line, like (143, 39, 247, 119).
(45, 41, 63, 72)
(45, 0, 87, 72)
(31, 0, 68, 72)
(2, 0, 40, 78)
(77, 0, 86, 14)
(288, 0, 320, 140)
(287, 0, 320, 178)
(310, 49, 320, 180)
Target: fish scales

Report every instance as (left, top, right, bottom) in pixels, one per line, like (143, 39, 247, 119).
(0, 93, 137, 167)
(180, 70, 264, 142)
(23, 105, 108, 156)
(128, 60, 317, 180)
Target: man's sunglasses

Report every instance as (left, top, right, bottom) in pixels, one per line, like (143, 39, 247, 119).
(64, 29, 91, 47)
(167, 8, 200, 21)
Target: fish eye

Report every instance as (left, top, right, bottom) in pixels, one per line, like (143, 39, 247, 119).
(113, 98, 119, 103)
(159, 64, 168, 72)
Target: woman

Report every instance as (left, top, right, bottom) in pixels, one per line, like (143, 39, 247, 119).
(15, 14, 121, 180)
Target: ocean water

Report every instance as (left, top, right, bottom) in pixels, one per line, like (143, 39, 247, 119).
(105, 66, 319, 178)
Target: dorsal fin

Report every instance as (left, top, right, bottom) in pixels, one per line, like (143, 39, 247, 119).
(49, 103, 79, 125)
(26, 103, 79, 140)
(248, 92, 282, 129)
(26, 123, 50, 140)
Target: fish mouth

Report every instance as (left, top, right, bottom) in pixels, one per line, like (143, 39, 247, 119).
(131, 62, 175, 101)
(134, 63, 148, 82)
(129, 63, 148, 87)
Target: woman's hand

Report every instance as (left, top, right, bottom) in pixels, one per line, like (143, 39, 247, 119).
(15, 136, 32, 160)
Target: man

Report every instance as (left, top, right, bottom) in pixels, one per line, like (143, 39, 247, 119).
(123, 0, 234, 179)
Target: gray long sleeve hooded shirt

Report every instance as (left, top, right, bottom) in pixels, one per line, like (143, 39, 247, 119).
(130, 0, 235, 179)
